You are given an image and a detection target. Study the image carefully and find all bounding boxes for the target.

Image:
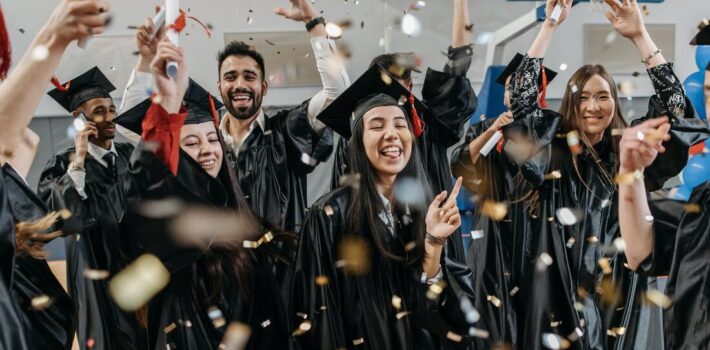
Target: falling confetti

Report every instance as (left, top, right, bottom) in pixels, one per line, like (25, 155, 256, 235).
(475, 32, 494, 45)
(396, 311, 411, 319)
(545, 170, 562, 180)
(684, 203, 701, 213)
(469, 327, 490, 339)
(32, 45, 49, 61)
(541, 333, 571, 349)
(556, 207, 582, 226)
(471, 230, 484, 240)
(569, 83, 579, 94)
(208, 306, 227, 328)
(220, 322, 252, 350)
(568, 327, 584, 342)
(391, 295, 402, 310)
(109, 254, 170, 312)
(460, 297, 480, 323)
(315, 275, 329, 286)
(536, 252, 553, 271)
(18, 28, 25, 34)
(337, 236, 370, 275)
(401, 14, 422, 37)
(598, 258, 612, 275)
(324, 205, 335, 216)
(247, 16, 253, 24)
(481, 200, 508, 221)
(487, 295, 502, 308)
(446, 331, 463, 342)
(426, 280, 447, 300)
(566, 131, 582, 155)
(645, 289, 672, 309)
(292, 320, 312, 336)
(559, 63, 568, 71)
(84, 269, 110, 280)
(509, 286, 519, 297)
(565, 237, 576, 248)
(394, 177, 427, 206)
(339, 173, 361, 189)
(325, 22, 343, 38)
(614, 169, 643, 185)
(410, 1, 427, 10)
(31, 294, 53, 310)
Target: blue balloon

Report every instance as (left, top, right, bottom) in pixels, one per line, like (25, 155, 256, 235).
(682, 153, 710, 189)
(696, 45, 710, 71)
(673, 185, 691, 202)
(684, 71, 707, 120)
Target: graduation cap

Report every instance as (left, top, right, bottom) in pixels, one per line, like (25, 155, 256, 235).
(496, 53, 558, 87)
(114, 79, 224, 135)
(48, 66, 116, 112)
(690, 21, 710, 45)
(317, 63, 428, 139)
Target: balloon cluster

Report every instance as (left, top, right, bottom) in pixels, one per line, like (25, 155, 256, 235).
(673, 138, 710, 201)
(682, 45, 710, 121)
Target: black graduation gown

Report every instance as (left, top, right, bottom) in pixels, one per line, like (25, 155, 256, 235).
(2, 164, 75, 350)
(291, 187, 478, 350)
(330, 46, 478, 265)
(507, 56, 710, 350)
(0, 166, 29, 350)
(450, 109, 561, 349)
(37, 143, 144, 350)
(122, 137, 293, 350)
(642, 184, 710, 349)
(225, 100, 334, 234)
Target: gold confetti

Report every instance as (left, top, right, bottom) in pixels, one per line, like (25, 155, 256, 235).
(315, 275, 329, 286)
(324, 205, 335, 216)
(337, 236, 370, 275)
(220, 322, 252, 350)
(509, 286, 519, 296)
(556, 207, 582, 226)
(84, 269, 110, 280)
(426, 280, 447, 300)
(109, 254, 170, 312)
(396, 311, 411, 319)
(391, 295, 402, 310)
(352, 338, 365, 345)
(380, 71, 393, 85)
(586, 236, 599, 244)
(541, 333, 571, 349)
(164, 322, 177, 334)
(404, 241, 417, 252)
(597, 278, 621, 306)
(684, 203, 701, 213)
(645, 289, 672, 309)
(243, 231, 275, 249)
(339, 173, 361, 189)
(481, 200, 508, 221)
(574, 302, 585, 311)
(487, 295, 502, 308)
(31, 295, 53, 310)
(544, 170, 562, 180)
(58, 208, 72, 220)
(598, 258, 612, 275)
(446, 331, 463, 342)
(208, 306, 227, 328)
(607, 327, 626, 337)
(550, 320, 562, 327)
(292, 320, 312, 336)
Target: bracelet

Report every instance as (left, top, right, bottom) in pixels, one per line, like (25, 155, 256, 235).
(641, 49, 662, 65)
(425, 233, 447, 246)
(305, 17, 325, 32)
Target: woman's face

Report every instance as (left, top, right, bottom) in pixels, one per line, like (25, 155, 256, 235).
(579, 74, 616, 144)
(180, 122, 223, 178)
(362, 105, 413, 181)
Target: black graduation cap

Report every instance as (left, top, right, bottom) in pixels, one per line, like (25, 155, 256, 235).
(48, 66, 116, 112)
(317, 63, 428, 139)
(496, 53, 557, 87)
(690, 22, 710, 45)
(114, 79, 224, 135)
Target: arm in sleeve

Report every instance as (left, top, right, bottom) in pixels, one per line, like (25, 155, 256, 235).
(306, 36, 351, 134)
(638, 197, 684, 276)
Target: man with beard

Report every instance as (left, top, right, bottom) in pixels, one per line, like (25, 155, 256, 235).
(38, 67, 143, 350)
(217, 0, 348, 236)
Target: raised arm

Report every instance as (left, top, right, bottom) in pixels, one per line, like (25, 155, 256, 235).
(452, 0, 471, 49)
(274, 0, 350, 132)
(0, 0, 109, 163)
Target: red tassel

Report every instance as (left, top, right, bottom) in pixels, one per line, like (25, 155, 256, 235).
(539, 66, 548, 109)
(169, 9, 212, 38)
(0, 5, 11, 80)
(496, 135, 505, 153)
(50, 76, 71, 92)
(208, 94, 219, 127)
(408, 93, 424, 137)
(689, 141, 706, 156)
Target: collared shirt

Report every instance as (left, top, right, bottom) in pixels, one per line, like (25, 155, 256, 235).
(219, 108, 266, 152)
(376, 192, 443, 284)
(66, 141, 117, 199)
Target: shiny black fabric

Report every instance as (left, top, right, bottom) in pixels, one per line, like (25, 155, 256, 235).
(290, 187, 477, 350)
(330, 48, 477, 265)
(228, 100, 333, 234)
(3, 164, 75, 350)
(643, 186, 710, 349)
(502, 56, 710, 350)
(122, 142, 293, 350)
(37, 143, 144, 350)
(0, 166, 29, 350)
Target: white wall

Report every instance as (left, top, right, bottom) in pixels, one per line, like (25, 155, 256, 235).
(4, 0, 708, 117)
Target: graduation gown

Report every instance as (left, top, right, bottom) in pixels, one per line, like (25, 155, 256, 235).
(291, 187, 477, 350)
(37, 143, 143, 350)
(123, 103, 293, 350)
(2, 164, 75, 350)
(330, 46, 478, 265)
(642, 185, 710, 349)
(506, 56, 710, 350)
(0, 166, 29, 350)
(223, 100, 334, 234)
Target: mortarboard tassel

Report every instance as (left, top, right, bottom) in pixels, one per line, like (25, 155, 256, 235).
(539, 66, 548, 109)
(169, 9, 212, 38)
(50, 75, 71, 92)
(208, 94, 219, 127)
(0, 4, 11, 80)
(408, 93, 424, 137)
(689, 141, 706, 157)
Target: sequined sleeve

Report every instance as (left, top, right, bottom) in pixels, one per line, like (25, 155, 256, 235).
(647, 63, 687, 117)
(510, 55, 544, 121)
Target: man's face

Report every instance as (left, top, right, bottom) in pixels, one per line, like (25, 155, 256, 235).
(76, 97, 117, 140)
(218, 55, 268, 120)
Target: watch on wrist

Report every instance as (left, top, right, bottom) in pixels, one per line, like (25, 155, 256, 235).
(425, 233, 447, 246)
(305, 17, 325, 32)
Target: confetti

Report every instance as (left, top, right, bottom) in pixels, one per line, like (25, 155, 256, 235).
(601, 199, 611, 208)
(481, 200, 508, 221)
(208, 306, 227, 328)
(220, 322, 252, 350)
(292, 320, 312, 336)
(645, 289, 672, 309)
(541, 333, 571, 349)
(410, 1, 427, 10)
(612, 237, 626, 253)
(325, 22, 343, 38)
(315, 275, 329, 286)
(559, 63, 568, 71)
(569, 84, 579, 94)
(31, 294, 53, 310)
(475, 32, 493, 45)
(352, 338, 365, 345)
(587, 236, 599, 244)
(247, 16, 253, 24)
(261, 320, 271, 328)
(32, 45, 49, 61)
(394, 177, 426, 206)
(339, 173, 361, 189)
(536, 252, 553, 271)
(550, 320, 562, 327)
(426, 280, 447, 300)
(404, 241, 417, 251)
(242, 231, 275, 249)
(607, 327, 626, 337)
(73, 118, 86, 132)
(324, 205, 335, 216)
(509, 286, 519, 297)
(486, 295, 502, 308)
(597, 278, 621, 306)
(568, 327, 584, 342)
(643, 215, 654, 222)
(391, 295, 402, 310)
(18, 28, 25, 33)
(565, 237, 576, 248)
(471, 230, 484, 240)
(109, 254, 170, 312)
(401, 14, 422, 36)
(598, 258, 612, 275)
(684, 203, 701, 213)
(396, 311, 411, 319)
(545, 170, 562, 180)
(460, 297, 480, 323)
(337, 236, 370, 275)
(164, 322, 177, 334)
(556, 207, 582, 226)
(566, 131, 582, 155)
(84, 269, 110, 280)
(469, 327, 490, 339)
(446, 331, 463, 342)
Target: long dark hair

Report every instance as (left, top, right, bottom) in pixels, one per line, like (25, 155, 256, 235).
(345, 111, 432, 266)
(558, 65, 628, 182)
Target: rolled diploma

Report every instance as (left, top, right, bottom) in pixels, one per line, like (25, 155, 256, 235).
(165, 0, 179, 78)
(480, 130, 503, 156)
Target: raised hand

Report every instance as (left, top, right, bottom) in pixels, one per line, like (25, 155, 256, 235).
(136, 12, 165, 71)
(44, 0, 111, 48)
(274, 0, 318, 23)
(491, 111, 514, 131)
(545, 0, 573, 26)
(619, 117, 671, 173)
(604, 0, 646, 39)
(150, 38, 189, 114)
(425, 177, 463, 239)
